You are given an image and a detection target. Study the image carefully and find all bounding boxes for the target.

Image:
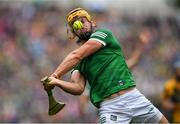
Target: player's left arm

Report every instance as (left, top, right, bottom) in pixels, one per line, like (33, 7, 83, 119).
(51, 40, 103, 79)
(44, 70, 86, 95)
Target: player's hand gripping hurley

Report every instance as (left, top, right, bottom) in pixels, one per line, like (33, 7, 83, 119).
(41, 76, 65, 115)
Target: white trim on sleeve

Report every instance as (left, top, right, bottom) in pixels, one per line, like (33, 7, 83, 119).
(72, 70, 79, 73)
(89, 38, 106, 46)
(71, 69, 80, 74)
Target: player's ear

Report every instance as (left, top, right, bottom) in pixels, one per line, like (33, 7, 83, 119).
(91, 21, 97, 27)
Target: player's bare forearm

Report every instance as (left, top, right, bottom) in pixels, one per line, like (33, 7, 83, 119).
(52, 51, 82, 78)
(44, 70, 86, 95)
(52, 40, 103, 78)
(54, 80, 84, 95)
(48, 71, 86, 95)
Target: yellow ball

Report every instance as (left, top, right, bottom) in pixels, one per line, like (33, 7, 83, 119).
(72, 20, 83, 30)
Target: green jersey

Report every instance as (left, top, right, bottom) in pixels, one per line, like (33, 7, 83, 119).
(74, 28, 136, 108)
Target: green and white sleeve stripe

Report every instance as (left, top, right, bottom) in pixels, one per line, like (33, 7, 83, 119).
(91, 31, 108, 38)
(89, 31, 108, 46)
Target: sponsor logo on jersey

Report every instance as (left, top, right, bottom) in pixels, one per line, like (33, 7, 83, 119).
(119, 80, 124, 86)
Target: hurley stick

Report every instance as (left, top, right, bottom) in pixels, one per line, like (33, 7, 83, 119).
(41, 76, 65, 115)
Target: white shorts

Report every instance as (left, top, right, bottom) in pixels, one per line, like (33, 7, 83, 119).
(99, 88, 162, 124)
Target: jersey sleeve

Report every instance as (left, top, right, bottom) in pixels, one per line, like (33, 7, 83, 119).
(72, 64, 81, 73)
(71, 60, 85, 75)
(89, 29, 112, 46)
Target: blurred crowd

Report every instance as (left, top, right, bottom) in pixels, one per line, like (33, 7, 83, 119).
(0, 1, 179, 123)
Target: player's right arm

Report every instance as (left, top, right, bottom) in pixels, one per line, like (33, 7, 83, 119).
(44, 70, 86, 95)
